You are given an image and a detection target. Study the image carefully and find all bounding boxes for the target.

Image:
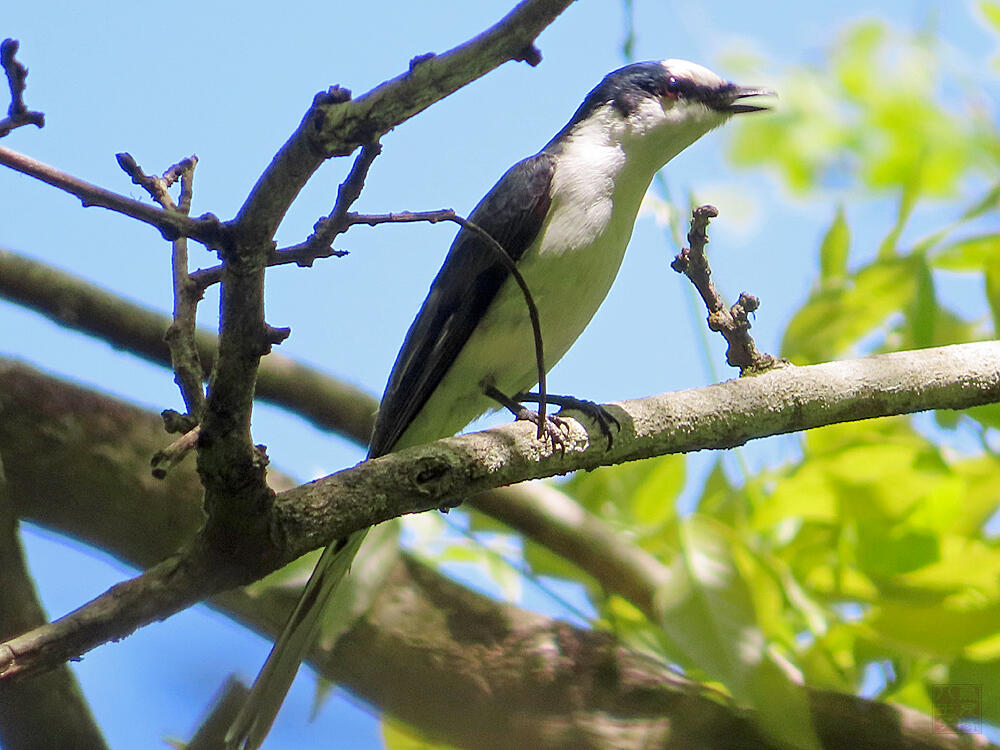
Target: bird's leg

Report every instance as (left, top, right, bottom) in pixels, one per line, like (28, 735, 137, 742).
(514, 392, 620, 448)
(483, 385, 570, 449)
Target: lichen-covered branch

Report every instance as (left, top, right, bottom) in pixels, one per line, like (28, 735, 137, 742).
(2, 338, 999, 678)
(0, 363, 988, 750)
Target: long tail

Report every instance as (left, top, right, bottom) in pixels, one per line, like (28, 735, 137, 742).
(225, 529, 370, 750)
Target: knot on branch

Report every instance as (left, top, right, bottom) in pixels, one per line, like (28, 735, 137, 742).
(1, 38, 45, 136)
(161, 408, 199, 435)
(314, 85, 352, 107)
(409, 52, 435, 71)
(263, 325, 291, 353)
(515, 44, 543, 66)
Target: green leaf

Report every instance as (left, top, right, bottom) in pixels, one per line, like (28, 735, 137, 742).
(905, 257, 936, 349)
(984, 260, 1000, 332)
(782, 257, 920, 363)
(820, 205, 850, 283)
(562, 454, 684, 530)
(878, 165, 922, 257)
(959, 181, 1000, 220)
(654, 517, 821, 749)
(962, 403, 1000, 431)
(946, 659, 1000, 725)
(382, 718, 460, 750)
(931, 233, 1000, 271)
(980, 0, 1000, 35)
(868, 602, 1000, 659)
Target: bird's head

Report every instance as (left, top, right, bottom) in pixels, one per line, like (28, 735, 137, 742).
(549, 59, 773, 169)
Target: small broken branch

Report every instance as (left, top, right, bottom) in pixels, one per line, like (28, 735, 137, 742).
(116, 152, 208, 423)
(151, 426, 202, 479)
(671, 204, 778, 374)
(0, 39, 45, 138)
(0, 146, 225, 246)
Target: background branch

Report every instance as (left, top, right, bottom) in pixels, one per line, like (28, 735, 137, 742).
(0, 456, 108, 750)
(0, 248, 376, 442)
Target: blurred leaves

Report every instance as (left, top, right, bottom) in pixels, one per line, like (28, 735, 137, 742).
(730, 19, 998, 196)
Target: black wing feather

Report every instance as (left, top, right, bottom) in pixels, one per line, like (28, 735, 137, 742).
(368, 151, 556, 458)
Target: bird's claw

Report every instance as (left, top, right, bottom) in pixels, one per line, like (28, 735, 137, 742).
(514, 407, 571, 451)
(563, 397, 620, 449)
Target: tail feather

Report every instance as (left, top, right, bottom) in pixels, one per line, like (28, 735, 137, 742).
(225, 529, 369, 750)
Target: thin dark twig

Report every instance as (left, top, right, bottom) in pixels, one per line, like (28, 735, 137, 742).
(150, 426, 202, 479)
(0, 39, 45, 138)
(303, 141, 383, 259)
(349, 209, 549, 436)
(186, 145, 382, 290)
(670, 205, 778, 374)
(116, 152, 208, 426)
(0, 145, 224, 246)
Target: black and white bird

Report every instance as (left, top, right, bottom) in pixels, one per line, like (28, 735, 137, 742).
(228, 59, 772, 748)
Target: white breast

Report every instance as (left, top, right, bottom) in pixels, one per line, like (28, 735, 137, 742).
(393, 122, 655, 451)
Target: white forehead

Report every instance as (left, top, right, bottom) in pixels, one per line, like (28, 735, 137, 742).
(660, 59, 726, 88)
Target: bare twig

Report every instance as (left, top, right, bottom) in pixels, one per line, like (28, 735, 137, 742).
(293, 140, 383, 266)
(0, 39, 44, 138)
(116, 152, 209, 424)
(150, 426, 202, 479)
(354, 209, 551, 435)
(671, 205, 779, 373)
(0, 146, 225, 246)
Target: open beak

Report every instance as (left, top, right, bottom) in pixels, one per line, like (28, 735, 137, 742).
(725, 86, 776, 114)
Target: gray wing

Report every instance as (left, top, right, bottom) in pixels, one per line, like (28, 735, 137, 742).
(368, 151, 556, 458)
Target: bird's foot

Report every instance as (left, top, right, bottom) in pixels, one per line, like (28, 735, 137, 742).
(483, 385, 572, 450)
(515, 392, 620, 449)
(512, 406, 571, 450)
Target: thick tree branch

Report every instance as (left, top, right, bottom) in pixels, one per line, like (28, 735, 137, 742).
(267, 340, 1000, 559)
(230, 0, 572, 248)
(310, 0, 570, 157)
(2, 340, 998, 680)
(0, 363, 990, 750)
(192, 0, 573, 562)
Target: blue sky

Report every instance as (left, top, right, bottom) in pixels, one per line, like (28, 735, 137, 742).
(2, 1, 997, 747)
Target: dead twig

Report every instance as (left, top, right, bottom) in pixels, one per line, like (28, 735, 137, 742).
(671, 205, 779, 374)
(0, 39, 45, 138)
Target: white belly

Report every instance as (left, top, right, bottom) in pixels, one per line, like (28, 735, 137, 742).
(392, 179, 646, 451)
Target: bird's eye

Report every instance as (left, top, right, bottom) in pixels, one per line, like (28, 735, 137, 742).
(666, 76, 680, 95)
